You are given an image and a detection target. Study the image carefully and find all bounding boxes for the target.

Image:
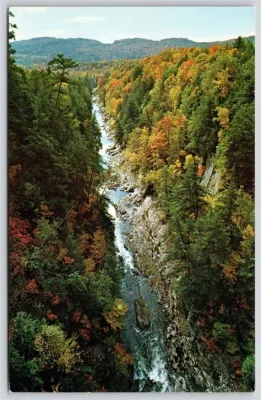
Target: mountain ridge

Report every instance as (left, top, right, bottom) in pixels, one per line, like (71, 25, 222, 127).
(11, 35, 255, 67)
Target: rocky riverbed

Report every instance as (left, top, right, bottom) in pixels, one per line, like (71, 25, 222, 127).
(106, 141, 234, 392)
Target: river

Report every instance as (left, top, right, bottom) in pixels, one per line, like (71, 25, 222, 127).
(93, 100, 174, 392)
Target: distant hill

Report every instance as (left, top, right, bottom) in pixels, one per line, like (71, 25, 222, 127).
(11, 35, 255, 68)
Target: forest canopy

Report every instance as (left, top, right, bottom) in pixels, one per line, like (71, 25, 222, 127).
(97, 38, 255, 391)
(8, 13, 133, 392)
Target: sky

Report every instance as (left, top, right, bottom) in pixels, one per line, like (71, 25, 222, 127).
(9, 6, 255, 43)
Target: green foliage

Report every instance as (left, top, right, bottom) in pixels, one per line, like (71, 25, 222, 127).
(242, 355, 255, 390)
(11, 35, 255, 68)
(9, 15, 133, 392)
(99, 37, 255, 390)
(9, 312, 43, 391)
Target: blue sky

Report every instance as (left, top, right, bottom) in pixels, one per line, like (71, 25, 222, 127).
(10, 6, 255, 43)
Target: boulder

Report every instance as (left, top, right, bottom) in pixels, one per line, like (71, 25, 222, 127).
(135, 298, 150, 330)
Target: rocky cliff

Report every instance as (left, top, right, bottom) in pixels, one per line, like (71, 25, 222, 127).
(108, 143, 234, 392)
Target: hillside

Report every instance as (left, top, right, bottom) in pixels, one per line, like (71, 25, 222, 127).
(11, 35, 254, 68)
(97, 38, 255, 391)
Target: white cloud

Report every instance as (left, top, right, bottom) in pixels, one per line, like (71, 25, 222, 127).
(63, 16, 107, 23)
(13, 7, 47, 14)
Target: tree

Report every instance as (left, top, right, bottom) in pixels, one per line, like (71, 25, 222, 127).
(47, 53, 78, 107)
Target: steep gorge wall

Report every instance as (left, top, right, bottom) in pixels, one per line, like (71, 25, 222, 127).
(109, 146, 233, 392)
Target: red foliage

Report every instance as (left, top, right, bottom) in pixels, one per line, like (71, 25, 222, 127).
(9, 217, 34, 247)
(9, 251, 20, 268)
(47, 310, 58, 321)
(80, 328, 90, 341)
(231, 358, 242, 369)
(26, 279, 38, 294)
(64, 256, 75, 264)
(201, 337, 218, 352)
(52, 296, 62, 305)
(73, 311, 82, 323)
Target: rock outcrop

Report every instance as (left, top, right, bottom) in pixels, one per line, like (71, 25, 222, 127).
(135, 298, 151, 330)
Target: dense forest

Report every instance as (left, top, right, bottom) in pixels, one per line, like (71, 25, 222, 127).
(97, 38, 255, 390)
(8, 14, 133, 392)
(12, 35, 254, 68)
(9, 9, 255, 393)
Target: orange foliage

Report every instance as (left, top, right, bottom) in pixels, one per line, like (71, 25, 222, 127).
(180, 59, 195, 80)
(52, 296, 62, 305)
(64, 256, 75, 264)
(198, 164, 206, 177)
(26, 279, 39, 294)
(47, 310, 58, 321)
(73, 311, 82, 323)
(9, 217, 34, 247)
(147, 130, 169, 168)
(115, 343, 133, 366)
(40, 204, 54, 217)
(209, 44, 218, 54)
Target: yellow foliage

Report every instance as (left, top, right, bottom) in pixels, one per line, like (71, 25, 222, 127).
(221, 252, 242, 282)
(214, 69, 231, 98)
(184, 154, 195, 169)
(103, 298, 128, 330)
(214, 107, 230, 129)
(35, 325, 80, 373)
(241, 225, 255, 256)
(169, 161, 182, 176)
(57, 247, 68, 262)
(203, 195, 214, 205)
(242, 224, 255, 240)
(84, 258, 96, 276)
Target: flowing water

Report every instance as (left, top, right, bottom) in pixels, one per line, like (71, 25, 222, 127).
(93, 100, 173, 392)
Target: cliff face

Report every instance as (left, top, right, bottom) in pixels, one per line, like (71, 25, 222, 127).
(109, 146, 233, 392)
